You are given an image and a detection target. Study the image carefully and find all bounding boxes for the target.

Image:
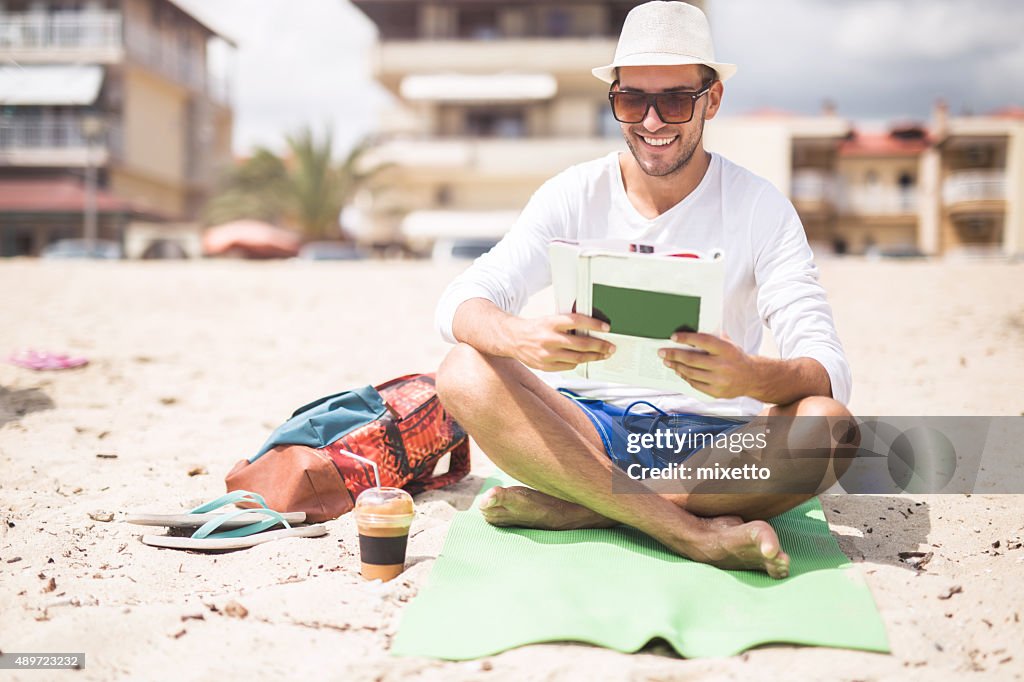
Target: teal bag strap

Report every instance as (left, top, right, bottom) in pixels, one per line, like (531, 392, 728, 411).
(191, 508, 292, 540)
(189, 490, 268, 514)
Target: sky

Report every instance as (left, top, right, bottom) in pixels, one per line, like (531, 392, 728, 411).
(174, 0, 1024, 157)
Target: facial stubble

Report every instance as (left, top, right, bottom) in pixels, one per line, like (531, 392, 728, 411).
(623, 100, 709, 179)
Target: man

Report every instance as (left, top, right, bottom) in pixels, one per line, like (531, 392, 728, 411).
(434, 1, 853, 579)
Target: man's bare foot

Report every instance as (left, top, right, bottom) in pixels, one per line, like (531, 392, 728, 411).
(479, 485, 615, 530)
(685, 521, 791, 579)
(480, 485, 789, 579)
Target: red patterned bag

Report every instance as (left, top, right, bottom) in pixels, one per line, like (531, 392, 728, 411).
(225, 374, 470, 521)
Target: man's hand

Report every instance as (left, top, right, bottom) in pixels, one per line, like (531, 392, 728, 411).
(659, 331, 759, 399)
(506, 314, 616, 372)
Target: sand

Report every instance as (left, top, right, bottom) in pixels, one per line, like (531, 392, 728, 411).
(1, 258, 1023, 681)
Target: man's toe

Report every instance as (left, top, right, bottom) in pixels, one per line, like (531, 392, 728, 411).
(479, 486, 505, 509)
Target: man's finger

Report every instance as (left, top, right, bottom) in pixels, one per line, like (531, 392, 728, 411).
(557, 333, 615, 355)
(551, 349, 611, 365)
(680, 375, 717, 396)
(571, 351, 612, 364)
(543, 360, 580, 373)
(671, 331, 729, 354)
(659, 348, 715, 369)
(551, 313, 611, 334)
(664, 360, 714, 383)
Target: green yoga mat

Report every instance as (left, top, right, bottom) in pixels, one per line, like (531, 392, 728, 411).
(392, 476, 889, 659)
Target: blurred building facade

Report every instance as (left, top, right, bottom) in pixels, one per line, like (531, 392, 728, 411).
(0, 0, 234, 256)
(709, 104, 1024, 258)
(351, 0, 671, 252)
(353, 0, 1022, 259)
(935, 107, 1023, 258)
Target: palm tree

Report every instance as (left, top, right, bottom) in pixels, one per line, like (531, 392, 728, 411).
(285, 127, 346, 240)
(205, 125, 376, 241)
(204, 148, 290, 226)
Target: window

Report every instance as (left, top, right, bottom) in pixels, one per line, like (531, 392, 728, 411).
(959, 218, 993, 241)
(544, 8, 569, 37)
(457, 7, 499, 39)
(965, 145, 991, 167)
(598, 104, 620, 138)
(367, 2, 417, 40)
(607, 4, 632, 36)
(1, 226, 35, 257)
(898, 171, 915, 211)
(464, 108, 525, 138)
(436, 184, 452, 207)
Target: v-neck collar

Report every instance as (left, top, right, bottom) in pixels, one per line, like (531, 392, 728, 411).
(612, 151, 719, 227)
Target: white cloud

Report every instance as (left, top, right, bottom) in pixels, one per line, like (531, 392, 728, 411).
(707, 0, 1024, 119)
(175, 0, 384, 157)
(171, 0, 1023, 152)
(833, 0, 1024, 61)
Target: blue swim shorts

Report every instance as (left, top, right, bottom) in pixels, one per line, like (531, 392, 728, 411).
(559, 390, 750, 472)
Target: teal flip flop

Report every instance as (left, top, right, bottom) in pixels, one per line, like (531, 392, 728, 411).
(130, 490, 328, 551)
(126, 490, 307, 530)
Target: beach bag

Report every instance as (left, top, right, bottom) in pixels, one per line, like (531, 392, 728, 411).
(225, 373, 470, 522)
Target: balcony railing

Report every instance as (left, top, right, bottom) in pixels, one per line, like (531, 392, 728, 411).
(0, 118, 121, 158)
(0, 11, 229, 106)
(123, 23, 227, 104)
(365, 136, 624, 177)
(377, 38, 616, 77)
(943, 170, 1006, 204)
(0, 11, 122, 50)
(791, 170, 835, 203)
(836, 186, 918, 215)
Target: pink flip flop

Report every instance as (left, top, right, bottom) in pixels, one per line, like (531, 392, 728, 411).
(8, 350, 90, 371)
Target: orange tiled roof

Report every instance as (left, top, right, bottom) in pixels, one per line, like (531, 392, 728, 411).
(741, 107, 798, 118)
(839, 131, 930, 157)
(987, 105, 1024, 119)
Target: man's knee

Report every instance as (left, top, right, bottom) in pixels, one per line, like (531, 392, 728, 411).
(436, 343, 509, 419)
(782, 396, 854, 446)
(763, 396, 852, 463)
(792, 395, 851, 420)
(437, 343, 484, 405)
(773, 396, 860, 493)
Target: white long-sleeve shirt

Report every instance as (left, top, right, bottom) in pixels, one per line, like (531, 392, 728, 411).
(435, 151, 851, 416)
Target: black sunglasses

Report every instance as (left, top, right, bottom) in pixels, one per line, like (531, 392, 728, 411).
(607, 79, 714, 124)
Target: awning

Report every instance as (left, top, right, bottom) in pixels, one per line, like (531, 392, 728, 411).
(0, 65, 104, 106)
(0, 178, 134, 213)
(402, 210, 519, 240)
(400, 73, 557, 103)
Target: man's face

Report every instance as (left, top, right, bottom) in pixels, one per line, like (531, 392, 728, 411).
(615, 65, 722, 178)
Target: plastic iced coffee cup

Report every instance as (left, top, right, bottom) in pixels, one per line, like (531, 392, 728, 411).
(355, 487, 414, 581)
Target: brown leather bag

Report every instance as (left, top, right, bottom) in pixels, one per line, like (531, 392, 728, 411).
(226, 445, 355, 522)
(225, 374, 469, 522)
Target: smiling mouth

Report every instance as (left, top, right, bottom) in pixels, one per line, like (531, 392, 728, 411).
(638, 134, 678, 148)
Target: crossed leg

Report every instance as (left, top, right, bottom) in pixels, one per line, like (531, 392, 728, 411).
(437, 344, 854, 578)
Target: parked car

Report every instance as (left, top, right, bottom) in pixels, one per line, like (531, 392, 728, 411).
(880, 245, 927, 260)
(866, 244, 927, 260)
(140, 238, 189, 260)
(431, 237, 500, 262)
(41, 239, 123, 260)
(297, 241, 370, 261)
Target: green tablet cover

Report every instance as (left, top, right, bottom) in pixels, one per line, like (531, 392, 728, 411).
(591, 283, 701, 339)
